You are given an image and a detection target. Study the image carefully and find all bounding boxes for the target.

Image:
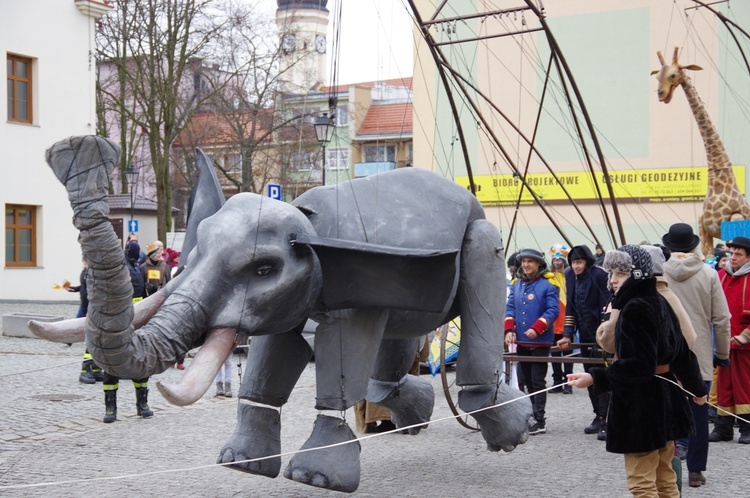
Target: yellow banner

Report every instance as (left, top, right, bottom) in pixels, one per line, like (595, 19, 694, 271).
(456, 166, 745, 206)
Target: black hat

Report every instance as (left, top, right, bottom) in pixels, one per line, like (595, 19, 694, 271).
(517, 247, 545, 264)
(662, 223, 700, 252)
(727, 236, 750, 253)
(127, 241, 141, 261)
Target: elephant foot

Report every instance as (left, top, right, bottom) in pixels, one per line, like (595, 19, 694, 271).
(283, 414, 361, 493)
(217, 403, 281, 478)
(45, 136, 120, 230)
(366, 375, 434, 435)
(459, 383, 531, 452)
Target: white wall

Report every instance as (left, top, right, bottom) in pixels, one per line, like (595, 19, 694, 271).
(1, 1, 105, 301)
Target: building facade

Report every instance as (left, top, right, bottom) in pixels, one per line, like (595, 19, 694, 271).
(412, 0, 750, 254)
(1, 0, 112, 301)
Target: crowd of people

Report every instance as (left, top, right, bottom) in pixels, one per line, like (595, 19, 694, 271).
(506, 222, 748, 495)
(71, 234, 182, 422)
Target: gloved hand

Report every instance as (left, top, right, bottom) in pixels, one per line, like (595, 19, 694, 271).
(713, 355, 730, 369)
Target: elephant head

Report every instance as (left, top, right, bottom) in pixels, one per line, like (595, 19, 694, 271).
(31, 137, 322, 404)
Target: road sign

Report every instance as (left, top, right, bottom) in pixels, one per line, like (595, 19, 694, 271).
(267, 183, 282, 200)
(722, 220, 750, 240)
(128, 219, 139, 233)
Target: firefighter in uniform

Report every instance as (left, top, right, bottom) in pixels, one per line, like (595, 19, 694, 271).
(102, 241, 153, 423)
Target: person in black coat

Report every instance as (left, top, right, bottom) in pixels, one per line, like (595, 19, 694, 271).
(568, 245, 707, 497)
(556, 245, 612, 438)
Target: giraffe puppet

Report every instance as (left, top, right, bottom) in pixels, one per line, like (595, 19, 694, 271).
(652, 47, 750, 256)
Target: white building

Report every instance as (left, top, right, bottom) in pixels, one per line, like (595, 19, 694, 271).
(1, 0, 112, 301)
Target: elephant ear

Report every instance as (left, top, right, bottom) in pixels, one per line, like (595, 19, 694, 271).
(295, 234, 458, 314)
(177, 148, 226, 275)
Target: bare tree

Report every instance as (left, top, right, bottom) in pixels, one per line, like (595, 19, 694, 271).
(173, 0, 321, 198)
(96, 0, 228, 240)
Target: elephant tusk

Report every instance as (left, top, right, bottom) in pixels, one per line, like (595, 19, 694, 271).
(27, 288, 171, 343)
(156, 327, 237, 406)
(28, 317, 86, 343)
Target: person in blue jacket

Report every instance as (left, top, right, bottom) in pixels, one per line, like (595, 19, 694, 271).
(504, 247, 560, 435)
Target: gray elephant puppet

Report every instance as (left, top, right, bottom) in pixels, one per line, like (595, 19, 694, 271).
(30, 135, 531, 493)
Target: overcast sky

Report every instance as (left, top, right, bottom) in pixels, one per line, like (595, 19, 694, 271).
(262, 0, 414, 85)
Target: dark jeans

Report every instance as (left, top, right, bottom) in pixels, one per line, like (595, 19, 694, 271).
(517, 345, 550, 422)
(581, 345, 611, 418)
(551, 350, 573, 384)
(683, 380, 710, 472)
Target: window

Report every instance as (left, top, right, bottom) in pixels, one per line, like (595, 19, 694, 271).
(326, 149, 350, 170)
(334, 106, 348, 126)
(225, 153, 242, 175)
(5, 205, 36, 267)
(7, 54, 32, 123)
(364, 144, 396, 163)
(290, 149, 318, 171)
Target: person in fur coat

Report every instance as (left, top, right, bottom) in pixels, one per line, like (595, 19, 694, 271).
(568, 245, 707, 497)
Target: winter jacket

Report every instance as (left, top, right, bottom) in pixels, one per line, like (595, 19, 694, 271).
(563, 245, 610, 342)
(140, 258, 171, 296)
(589, 277, 707, 454)
(505, 269, 560, 347)
(718, 264, 750, 347)
(663, 253, 730, 379)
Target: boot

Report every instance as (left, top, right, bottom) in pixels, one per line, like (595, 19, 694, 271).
(709, 415, 733, 442)
(136, 387, 154, 418)
(103, 390, 117, 423)
(91, 361, 104, 382)
(79, 361, 96, 384)
(215, 381, 225, 397)
(224, 382, 232, 398)
(739, 420, 750, 444)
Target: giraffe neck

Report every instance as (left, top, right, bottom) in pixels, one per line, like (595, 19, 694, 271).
(680, 73, 736, 184)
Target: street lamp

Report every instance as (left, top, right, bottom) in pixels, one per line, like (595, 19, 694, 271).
(314, 112, 335, 185)
(124, 165, 139, 223)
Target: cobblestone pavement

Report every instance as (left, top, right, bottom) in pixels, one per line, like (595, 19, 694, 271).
(0, 301, 746, 497)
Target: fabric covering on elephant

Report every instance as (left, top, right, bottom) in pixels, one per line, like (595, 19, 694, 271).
(31, 135, 532, 493)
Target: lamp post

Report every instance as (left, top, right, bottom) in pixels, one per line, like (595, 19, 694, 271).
(314, 112, 335, 185)
(124, 165, 139, 224)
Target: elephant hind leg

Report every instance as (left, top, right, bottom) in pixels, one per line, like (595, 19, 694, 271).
(459, 384, 531, 452)
(367, 375, 434, 435)
(217, 403, 281, 477)
(284, 415, 361, 493)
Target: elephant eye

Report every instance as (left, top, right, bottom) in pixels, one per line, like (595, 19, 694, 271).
(255, 264, 275, 277)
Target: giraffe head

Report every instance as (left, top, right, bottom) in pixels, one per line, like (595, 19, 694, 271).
(651, 47, 703, 104)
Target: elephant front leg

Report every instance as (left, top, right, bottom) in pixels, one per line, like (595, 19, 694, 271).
(217, 329, 312, 478)
(456, 220, 531, 452)
(284, 309, 387, 493)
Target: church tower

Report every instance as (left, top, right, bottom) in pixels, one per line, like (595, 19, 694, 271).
(276, 0, 329, 93)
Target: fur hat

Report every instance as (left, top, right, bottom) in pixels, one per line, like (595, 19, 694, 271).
(517, 247, 545, 264)
(615, 244, 653, 279)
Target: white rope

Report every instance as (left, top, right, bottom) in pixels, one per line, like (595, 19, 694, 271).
(3, 375, 747, 491)
(0, 381, 563, 491)
(655, 373, 750, 425)
(0, 360, 80, 378)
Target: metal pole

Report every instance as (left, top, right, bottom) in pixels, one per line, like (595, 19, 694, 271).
(322, 144, 326, 185)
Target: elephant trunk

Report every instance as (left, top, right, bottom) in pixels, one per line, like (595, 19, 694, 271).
(80, 220, 208, 380)
(157, 327, 238, 406)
